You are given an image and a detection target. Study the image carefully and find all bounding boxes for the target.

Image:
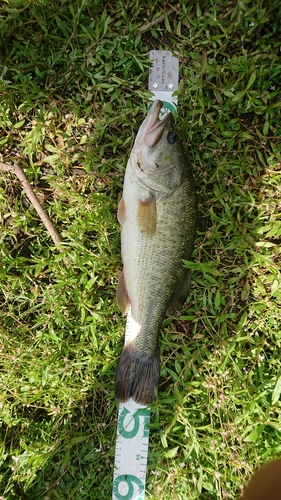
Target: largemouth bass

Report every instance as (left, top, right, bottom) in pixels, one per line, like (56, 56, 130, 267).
(115, 100, 197, 405)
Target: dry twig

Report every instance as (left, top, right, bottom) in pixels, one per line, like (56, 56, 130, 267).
(0, 161, 63, 248)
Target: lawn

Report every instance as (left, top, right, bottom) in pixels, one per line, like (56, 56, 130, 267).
(0, 1, 280, 499)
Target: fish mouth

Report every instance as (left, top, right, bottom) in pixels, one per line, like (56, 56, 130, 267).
(141, 100, 174, 148)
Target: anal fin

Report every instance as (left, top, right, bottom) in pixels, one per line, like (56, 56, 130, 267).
(116, 270, 130, 316)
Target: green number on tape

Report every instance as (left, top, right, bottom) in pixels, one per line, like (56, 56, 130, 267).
(113, 474, 144, 499)
(118, 408, 150, 439)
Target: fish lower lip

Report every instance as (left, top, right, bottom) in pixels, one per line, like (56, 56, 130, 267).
(144, 105, 173, 147)
(149, 101, 172, 130)
(148, 112, 172, 132)
(145, 117, 171, 148)
(145, 100, 173, 133)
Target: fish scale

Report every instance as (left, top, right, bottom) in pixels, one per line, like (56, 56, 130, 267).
(132, 186, 195, 335)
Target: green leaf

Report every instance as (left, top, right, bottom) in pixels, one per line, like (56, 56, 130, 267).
(244, 424, 265, 443)
(0, 137, 8, 148)
(231, 91, 246, 102)
(202, 481, 214, 492)
(164, 446, 178, 458)
(197, 468, 203, 494)
(160, 431, 168, 448)
(45, 143, 58, 153)
(164, 11, 171, 32)
(69, 435, 91, 445)
(256, 149, 266, 166)
(215, 290, 221, 309)
(236, 311, 248, 333)
(246, 70, 256, 89)
(223, 90, 235, 97)
(263, 120, 269, 135)
(272, 375, 281, 405)
(13, 119, 25, 129)
(85, 276, 98, 291)
(43, 154, 60, 164)
(271, 279, 279, 295)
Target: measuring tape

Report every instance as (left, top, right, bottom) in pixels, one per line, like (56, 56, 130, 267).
(112, 50, 179, 500)
(112, 308, 150, 500)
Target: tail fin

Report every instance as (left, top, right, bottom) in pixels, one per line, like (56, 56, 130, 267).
(115, 345, 159, 405)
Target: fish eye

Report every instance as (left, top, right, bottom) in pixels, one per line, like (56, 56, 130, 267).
(167, 131, 178, 144)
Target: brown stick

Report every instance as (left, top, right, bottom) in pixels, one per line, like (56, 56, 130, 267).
(0, 161, 62, 248)
(138, 8, 175, 34)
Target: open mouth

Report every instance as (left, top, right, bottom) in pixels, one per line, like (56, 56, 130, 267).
(143, 101, 173, 148)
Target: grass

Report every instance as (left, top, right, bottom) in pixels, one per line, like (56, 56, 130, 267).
(0, 0, 280, 499)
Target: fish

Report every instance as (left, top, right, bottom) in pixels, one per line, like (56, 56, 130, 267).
(115, 100, 197, 405)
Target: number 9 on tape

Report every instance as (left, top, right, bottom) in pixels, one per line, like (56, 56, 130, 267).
(113, 473, 144, 499)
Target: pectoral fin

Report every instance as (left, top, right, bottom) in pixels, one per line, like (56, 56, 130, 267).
(116, 270, 130, 316)
(137, 195, 157, 237)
